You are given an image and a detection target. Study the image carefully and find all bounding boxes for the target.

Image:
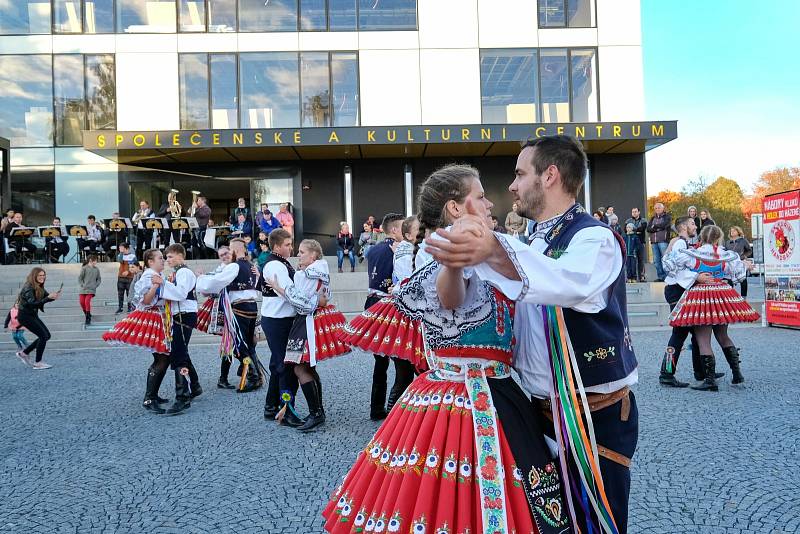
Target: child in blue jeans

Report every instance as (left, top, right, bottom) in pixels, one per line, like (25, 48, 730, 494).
(5, 306, 29, 350)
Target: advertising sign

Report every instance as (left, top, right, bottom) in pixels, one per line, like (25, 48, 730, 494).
(762, 190, 800, 327)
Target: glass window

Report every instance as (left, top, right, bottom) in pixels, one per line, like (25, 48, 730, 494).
(179, 54, 210, 129)
(210, 54, 238, 128)
(358, 0, 415, 30)
(208, 0, 236, 32)
(239, 53, 300, 128)
(85, 0, 115, 33)
(0, 1, 52, 34)
(570, 49, 598, 122)
(480, 49, 539, 124)
(11, 167, 55, 226)
(300, 52, 330, 127)
(179, 0, 207, 31)
(300, 0, 326, 30)
(117, 0, 176, 32)
(329, 0, 355, 30)
(54, 0, 83, 33)
(539, 0, 594, 28)
(0, 55, 53, 147)
(86, 54, 116, 129)
(238, 0, 297, 31)
(54, 55, 86, 146)
(539, 48, 569, 122)
(331, 52, 358, 126)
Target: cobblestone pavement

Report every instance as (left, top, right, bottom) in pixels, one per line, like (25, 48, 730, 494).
(1, 326, 798, 533)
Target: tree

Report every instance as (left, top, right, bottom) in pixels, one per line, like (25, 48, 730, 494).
(742, 166, 800, 219)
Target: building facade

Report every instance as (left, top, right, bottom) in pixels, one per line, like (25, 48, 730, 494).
(0, 0, 674, 252)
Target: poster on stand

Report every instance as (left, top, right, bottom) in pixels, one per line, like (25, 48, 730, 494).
(762, 189, 800, 328)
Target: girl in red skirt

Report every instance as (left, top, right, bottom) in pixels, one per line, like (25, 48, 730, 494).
(665, 224, 758, 391)
(323, 165, 569, 534)
(266, 239, 350, 432)
(102, 248, 171, 413)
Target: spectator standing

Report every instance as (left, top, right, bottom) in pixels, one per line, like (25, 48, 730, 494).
(687, 206, 701, 244)
(699, 210, 716, 228)
(275, 203, 295, 237)
(597, 206, 609, 223)
(626, 207, 648, 281)
(16, 267, 61, 369)
(116, 243, 137, 313)
(647, 202, 672, 281)
(623, 223, 641, 282)
(727, 226, 753, 297)
(592, 211, 603, 221)
(358, 222, 376, 263)
(78, 255, 101, 325)
(229, 198, 251, 227)
(336, 222, 356, 273)
(193, 195, 212, 259)
(608, 213, 622, 234)
(504, 202, 527, 242)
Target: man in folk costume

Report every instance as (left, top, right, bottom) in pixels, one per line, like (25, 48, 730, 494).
(157, 243, 202, 415)
(427, 136, 639, 533)
(259, 228, 302, 427)
(196, 238, 264, 393)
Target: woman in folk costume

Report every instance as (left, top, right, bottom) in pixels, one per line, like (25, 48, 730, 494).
(338, 215, 433, 376)
(665, 224, 758, 391)
(323, 165, 569, 534)
(102, 249, 172, 413)
(265, 239, 350, 432)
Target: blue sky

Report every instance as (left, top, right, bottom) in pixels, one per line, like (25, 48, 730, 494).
(642, 0, 800, 194)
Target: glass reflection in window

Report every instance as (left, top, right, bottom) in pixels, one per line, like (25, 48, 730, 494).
(539, 48, 569, 122)
(208, 0, 236, 32)
(480, 49, 538, 124)
(117, 0, 176, 32)
(570, 49, 597, 122)
(329, 0, 356, 30)
(331, 52, 358, 126)
(210, 54, 238, 128)
(358, 0, 415, 30)
(0, 0, 52, 34)
(179, 0, 207, 31)
(86, 55, 117, 130)
(568, 0, 594, 27)
(238, 0, 298, 31)
(54, 55, 86, 146)
(54, 0, 83, 33)
(539, 0, 594, 28)
(300, 0, 326, 30)
(301, 53, 330, 127)
(85, 0, 115, 32)
(239, 53, 300, 128)
(179, 54, 210, 129)
(0, 55, 53, 147)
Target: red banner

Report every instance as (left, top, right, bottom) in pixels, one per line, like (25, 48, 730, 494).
(763, 190, 800, 327)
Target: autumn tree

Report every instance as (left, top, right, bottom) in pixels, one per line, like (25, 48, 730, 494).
(742, 167, 800, 219)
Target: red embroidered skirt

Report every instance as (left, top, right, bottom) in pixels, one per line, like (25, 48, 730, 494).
(322, 372, 538, 534)
(669, 280, 760, 327)
(102, 308, 169, 354)
(337, 296, 428, 372)
(285, 305, 351, 364)
(195, 297, 222, 335)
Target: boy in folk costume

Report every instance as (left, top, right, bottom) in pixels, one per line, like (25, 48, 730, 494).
(196, 238, 264, 393)
(265, 239, 350, 432)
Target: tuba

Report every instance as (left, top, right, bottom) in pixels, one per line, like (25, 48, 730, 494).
(169, 189, 182, 218)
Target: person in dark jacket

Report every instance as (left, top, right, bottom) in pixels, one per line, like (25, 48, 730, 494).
(336, 222, 356, 273)
(15, 267, 61, 369)
(647, 203, 672, 281)
(625, 207, 648, 281)
(727, 226, 753, 297)
(699, 209, 716, 228)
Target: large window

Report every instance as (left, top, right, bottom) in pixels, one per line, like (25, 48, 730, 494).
(85, 0, 115, 32)
(54, 54, 116, 145)
(179, 52, 359, 129)
(208, 0, 235, 31)
(54, 0, 83, 32)
(117, 0, 176, 32)
(358, 0, 415, 30)
(0, 1, 52, 34)
(0, 55, 53, 146)
(539, 0, 595, 28)
(238, 0, 297, 31)
(480, 48, 598, 124)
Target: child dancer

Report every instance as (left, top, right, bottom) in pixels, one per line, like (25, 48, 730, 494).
(266, 239, 350, 432)
(78, 255, 101, 325)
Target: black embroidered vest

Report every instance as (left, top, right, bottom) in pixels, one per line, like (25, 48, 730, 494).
(226, 259, 258, 292)
(543, 204, 638, 388)
(259, 253, 296, 298)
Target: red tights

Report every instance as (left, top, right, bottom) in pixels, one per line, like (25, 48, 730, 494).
(79, 294, 94, 313)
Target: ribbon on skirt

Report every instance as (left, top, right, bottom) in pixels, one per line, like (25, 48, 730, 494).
(433, 357, 512, 534)
(542, 305, 619, 534)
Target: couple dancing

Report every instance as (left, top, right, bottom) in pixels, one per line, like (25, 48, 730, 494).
(324, 136, 638, 534)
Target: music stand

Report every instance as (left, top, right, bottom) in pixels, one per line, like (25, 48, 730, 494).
(210, 226, 231, 248)
(68, 225, 88, 238)
(170, 219, 190, 231)
(145, 218, 168, 249)
(104, 218, 132, 258)
(9, 226, 36, 264)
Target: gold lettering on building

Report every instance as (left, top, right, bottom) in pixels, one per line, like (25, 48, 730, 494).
(612, 125, 621, 137)
(423, 129, 431, 141)
(294, 131, 302, 144)
(115, 134, 123, 147)
(406, 129, 414, 142)
(631, 125, 641, 137)
(502, 127, 506, 140)
(233, 132, 243, 145)
(329, 131, 340, 143)
(387, 130, 397, 142)
(574, 126, 585, 138)
(367, 130, 376, 142)
(557, 126, 565, 135)
(133, 134, 145, 147)
(212, 133, 220, 145)
(481, 128, 491, 140)
(154, 134, 161, 146)
(172, 134, 180, 146)
(535, 127, 546, 138)
(97, 135, 105, 148)
(461, 128, 470, 141)
(274, 132, 283, 144)
(254, 132, 263, 144)
(441, 129, 451, 141)
(596, 125, 604, 136)
(190, 133, 201, 146)
(651, 124, 664, 136)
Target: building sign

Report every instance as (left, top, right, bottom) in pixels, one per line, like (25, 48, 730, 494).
(83, 121, 677, 150)
(762, 189, 800, 328)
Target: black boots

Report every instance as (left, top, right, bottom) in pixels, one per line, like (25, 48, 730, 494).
(658, 348, 688, 388)
(186, 360, 202, 398)
(143, 366, 167, 414)
(277, 395, 304, 427)
(723, 346, 745, 384)
(218, 377, 235, 389)
(218, 358, 235, 389)
(298, 380, 325, 432)
(238, 356, 263, 393)
(691, 354, 719, 392)
(84, 311, 91, 326)
(692, 342, 724, 380)
(370, 379, 388, 421)
(166, 370, 192, 414)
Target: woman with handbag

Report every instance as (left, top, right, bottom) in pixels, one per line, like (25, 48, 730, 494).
(15, 267, 61, 369)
